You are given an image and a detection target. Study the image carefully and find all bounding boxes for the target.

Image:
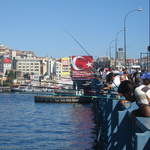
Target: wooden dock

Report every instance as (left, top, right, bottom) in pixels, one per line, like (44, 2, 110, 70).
(34, 95, 91, 103)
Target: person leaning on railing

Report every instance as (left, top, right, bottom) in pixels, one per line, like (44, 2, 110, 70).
(102, 72, 121, 91)
(134, 73, 150, 117)
(118, 73, 150, 117)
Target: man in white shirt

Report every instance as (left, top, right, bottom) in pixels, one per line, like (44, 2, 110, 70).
(118, 73, 150, 117)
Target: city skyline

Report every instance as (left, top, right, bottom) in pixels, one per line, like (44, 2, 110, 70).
(0, 0, 148, 59)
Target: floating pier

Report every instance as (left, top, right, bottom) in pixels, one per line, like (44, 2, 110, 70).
(34, 95, 92, 103)
(0, 86, 11, 92)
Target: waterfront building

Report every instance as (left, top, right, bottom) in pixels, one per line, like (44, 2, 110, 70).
(11, 50, 35, 58)
(54, 59, 62, 80)
(116, 48, 124, 59)
(47, 57, 56, 80)
(0, 43, 35, 59)
(96, 56, 111, 68)
(0, 44, 10, 56)
(0, 56, 12, 76)
(12, 56, 41, 77)
(40, 58, 48, 77)
(60, 57, 71, 79)
(37, 57, 56, 81)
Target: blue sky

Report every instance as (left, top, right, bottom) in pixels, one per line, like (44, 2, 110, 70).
(0, 0, 148, 59)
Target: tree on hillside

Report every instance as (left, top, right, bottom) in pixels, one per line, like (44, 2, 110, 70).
(5, 70, 16, 86)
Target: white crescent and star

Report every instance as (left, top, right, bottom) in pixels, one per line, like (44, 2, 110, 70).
(86, 61, 92, 68)
(72, 56, 83, 71)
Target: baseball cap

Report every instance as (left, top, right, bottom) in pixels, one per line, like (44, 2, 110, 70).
(141, 72, 150, 79)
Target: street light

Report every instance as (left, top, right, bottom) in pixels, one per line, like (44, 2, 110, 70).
(109, 40, 115, 59)
(124, 8, 143, 68)
(115, 30, 124, 67)
(109, 40, 115, 68)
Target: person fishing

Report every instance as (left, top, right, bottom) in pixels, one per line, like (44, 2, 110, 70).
(118, 73, 150, 117)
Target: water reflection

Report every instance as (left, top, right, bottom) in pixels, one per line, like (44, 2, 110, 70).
(0, 94, 96, 150)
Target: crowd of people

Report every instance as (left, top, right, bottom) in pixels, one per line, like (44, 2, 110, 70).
(92, 67, 150, 117)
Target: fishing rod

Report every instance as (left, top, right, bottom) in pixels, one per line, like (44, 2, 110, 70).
(65, 31, 91, 56)
(65, 31, 99, 74)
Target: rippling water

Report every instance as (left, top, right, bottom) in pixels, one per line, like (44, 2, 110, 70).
(0, 93, 96, 150)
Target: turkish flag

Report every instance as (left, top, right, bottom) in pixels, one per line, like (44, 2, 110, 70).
(71, 56, 94, 80)
(71, 56, 93, 71)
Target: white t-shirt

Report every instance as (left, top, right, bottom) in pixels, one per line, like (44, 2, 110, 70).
(134, 85, 150, 106)
(112, 75, 121, 88)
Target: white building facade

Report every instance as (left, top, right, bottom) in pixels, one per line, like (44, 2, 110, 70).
(13, 56, 41, 76)
(0, 57, 12, 76)
(54, 60, 62, 80)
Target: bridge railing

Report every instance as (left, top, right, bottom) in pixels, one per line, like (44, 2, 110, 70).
(93, 91, 150, 150)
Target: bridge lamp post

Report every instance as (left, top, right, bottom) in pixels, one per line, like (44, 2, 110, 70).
(124, 8, 143, 68)
(109, 40, 115, 68)
(115, 30, 124, 68)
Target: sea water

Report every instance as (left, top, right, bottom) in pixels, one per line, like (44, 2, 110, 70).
(0, 93, 96, 150)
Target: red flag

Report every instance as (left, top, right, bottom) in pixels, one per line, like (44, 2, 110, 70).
(71, 56, 94, 80)
(71, 56, 93, 71)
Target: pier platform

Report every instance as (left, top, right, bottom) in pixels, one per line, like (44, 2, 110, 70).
(34, 95, 91, 103)
(0, 86, 11, 92)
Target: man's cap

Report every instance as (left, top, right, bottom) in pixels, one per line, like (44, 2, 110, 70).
(141, 72, 150, 79)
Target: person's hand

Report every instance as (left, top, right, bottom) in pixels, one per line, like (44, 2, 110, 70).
(119, 100, 131, 110)
(120, 100, 129, 104)
(102, 84, 112, 90)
